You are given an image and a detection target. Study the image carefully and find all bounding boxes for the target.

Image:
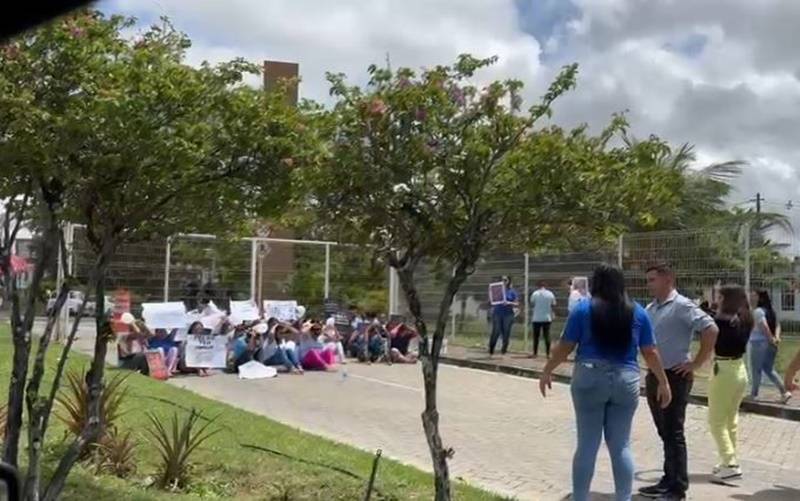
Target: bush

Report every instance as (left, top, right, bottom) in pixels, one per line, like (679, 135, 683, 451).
(56, 369, 129, 454)
(93, 425, 137, 478)
(146, 409, 219, 491)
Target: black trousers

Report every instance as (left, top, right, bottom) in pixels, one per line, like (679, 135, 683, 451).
(532, 322, 551, 356)
(646, 369, 693, 495)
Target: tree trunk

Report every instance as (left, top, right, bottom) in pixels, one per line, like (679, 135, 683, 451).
(3, 217, 59, 467)
(395, 259, 469, 501)
(24, 282, 83, 501)
(43, 248, 112, 501)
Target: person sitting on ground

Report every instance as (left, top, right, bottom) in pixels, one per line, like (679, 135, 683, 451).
(231, 323, 262, 369)
(388, 323, 419, 363)
(180, 320, 212, 377)
(320, 318, 347, 364)
(259, 322, 304, 374)
(350, 320, 386, 363)
(117, 316, 151, 375)
(298, 322, 337, 371)
(149, 328, 180, 376)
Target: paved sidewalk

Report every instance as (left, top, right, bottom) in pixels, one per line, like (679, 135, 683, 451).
(442, 344, 800, 420)
(66, 329, 800, 500)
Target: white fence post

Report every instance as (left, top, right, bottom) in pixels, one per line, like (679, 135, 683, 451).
(163, 236, 171, 301)
(617, 234, 624, 268)
(56, 223, 75, 342)
(524, 252, 530, 353)
(250, 239, 258, 301)
(324, 243, 331, 300)
(388, 265, 397, 315)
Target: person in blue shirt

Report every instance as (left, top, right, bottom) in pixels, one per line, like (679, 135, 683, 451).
(540, 265, 671, 501)
(488, 275, 518, 355)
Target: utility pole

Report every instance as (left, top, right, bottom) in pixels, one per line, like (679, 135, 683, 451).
(756, 192, 762, 214)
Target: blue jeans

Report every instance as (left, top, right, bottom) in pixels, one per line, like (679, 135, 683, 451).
(749, 340, 786, 397)
(489, 313, 514, 354)
(264, 348, 301, 371)
(571, 361, 640, 501)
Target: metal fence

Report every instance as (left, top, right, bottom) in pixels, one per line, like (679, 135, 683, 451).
(416, 225, 800, 351)
(61, 223, 800, 347)
(65, 225, 388, 323)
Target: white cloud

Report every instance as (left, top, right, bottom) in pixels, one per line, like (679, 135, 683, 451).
(101, 0, 800, 238)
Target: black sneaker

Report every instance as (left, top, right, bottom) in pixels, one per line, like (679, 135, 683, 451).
(655, 494, 685, 501)
(639, 483, 669, 498)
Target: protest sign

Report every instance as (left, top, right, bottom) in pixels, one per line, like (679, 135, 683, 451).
(488, 282, 507, 305)
(200, 312, 226, 331)
(237, 361, 277, 380)
(173, 328, 188, 343)
(263, 300, 298, 322)
(185, 334, 227, 368)
(145, 350, 169, 380)
(229, 299, 261, 324)
(142, 302, 188, 329)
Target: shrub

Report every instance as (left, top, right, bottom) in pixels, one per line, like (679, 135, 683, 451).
(145, 409, 219, 491)
(93, 425, 137, 478)
(56, 369, 129, 454)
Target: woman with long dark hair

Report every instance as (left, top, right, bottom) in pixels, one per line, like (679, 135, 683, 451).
(708, 285, 752, 481)
(541, 265, 671, 501)
(749, 290, 792, 403)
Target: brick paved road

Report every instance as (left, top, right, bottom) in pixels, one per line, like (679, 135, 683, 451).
(64, 324, 800, 500)
(164, 363, 800, 500)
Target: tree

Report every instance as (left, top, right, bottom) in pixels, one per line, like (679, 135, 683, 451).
(1, 11, 306, 500)
(301, 55, 684, 499)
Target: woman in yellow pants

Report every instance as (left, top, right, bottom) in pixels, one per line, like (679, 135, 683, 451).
(708, 285, 752, 482)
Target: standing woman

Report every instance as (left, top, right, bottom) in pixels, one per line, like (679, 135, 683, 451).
(540, 265, 671, 501)
(749, 290, 792, 403)
(708, 285, 752, 481)
(488, 275, 518, 356)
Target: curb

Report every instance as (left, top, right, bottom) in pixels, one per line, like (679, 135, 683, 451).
(440, 355, 800, 422)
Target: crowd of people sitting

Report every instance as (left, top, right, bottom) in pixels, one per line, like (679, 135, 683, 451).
(115, 301, 420, 378)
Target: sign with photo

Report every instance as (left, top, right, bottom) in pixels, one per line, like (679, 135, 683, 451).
(488, 282, 507, 306)
(263, 300, 298, 322)
(145, 350, 169, 380)
(185, 334, 228, 369)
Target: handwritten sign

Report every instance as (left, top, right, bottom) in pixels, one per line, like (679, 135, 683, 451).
(263, 300, 298, 322)
(185, 334, 227, 368)
(488, 282, 507, 306)
(145, 350, 169, 380)
(142, 302, 188, 329)
(229, 299, 261, 324)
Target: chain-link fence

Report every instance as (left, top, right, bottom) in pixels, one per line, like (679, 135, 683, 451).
(64, 223, 800, 345)
(415, 225, 800, 351)
(66, 225, 386, 322)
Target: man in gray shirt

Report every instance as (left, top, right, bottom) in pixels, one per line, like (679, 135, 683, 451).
(639, 263, 718, 501)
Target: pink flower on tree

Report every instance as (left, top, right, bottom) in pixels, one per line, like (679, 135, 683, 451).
(368, 98, 387, 116)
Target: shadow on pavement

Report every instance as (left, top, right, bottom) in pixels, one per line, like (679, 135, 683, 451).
(730, 485, 800, 500)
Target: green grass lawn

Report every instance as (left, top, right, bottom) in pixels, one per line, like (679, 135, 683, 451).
(0, 327, 504, 500)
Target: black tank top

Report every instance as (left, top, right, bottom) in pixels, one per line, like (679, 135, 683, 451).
(714, 317, 750, 358)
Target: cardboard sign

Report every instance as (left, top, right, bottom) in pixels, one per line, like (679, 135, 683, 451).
(145, 350, 169, 380)
(263, 300, 298, 322)
(488, 282, 507, 305)
(142, 302, 188, 329)
(229, 299, 261, 324)
(185, 334, 227, 368)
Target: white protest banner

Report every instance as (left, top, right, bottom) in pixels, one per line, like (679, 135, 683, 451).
(229, 300, 261, 323)
(200, 312, 226, 331)
(185, 334, 228, 368)
(237, 361, 277, 380)
(263, 300, 298, 322)
(142, 302, 188, 329)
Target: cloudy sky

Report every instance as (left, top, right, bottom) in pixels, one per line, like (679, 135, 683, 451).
(96, 0, 800, 247)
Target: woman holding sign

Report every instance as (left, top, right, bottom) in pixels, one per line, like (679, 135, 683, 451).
(488, 276, 518, 356)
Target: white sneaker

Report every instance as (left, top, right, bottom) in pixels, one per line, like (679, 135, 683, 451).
(713, 465, 742, 481)
(712, 464, 722, 475)
(781, 392, 792, 404)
